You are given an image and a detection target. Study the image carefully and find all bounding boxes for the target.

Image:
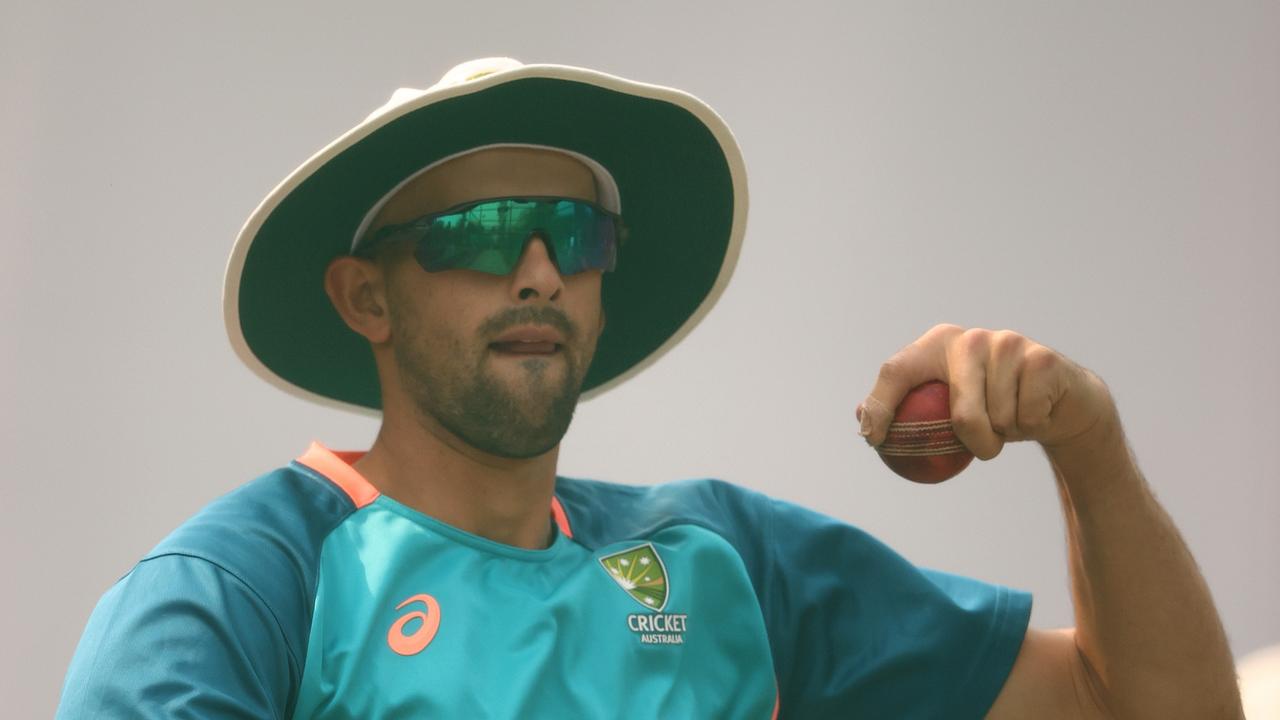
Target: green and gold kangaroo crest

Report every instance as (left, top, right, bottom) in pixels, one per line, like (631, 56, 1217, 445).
(599, 543, 669, 611)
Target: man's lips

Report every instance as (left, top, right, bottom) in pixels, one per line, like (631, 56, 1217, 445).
(489, 325, 565, 356)
(490, 341, 560, 355)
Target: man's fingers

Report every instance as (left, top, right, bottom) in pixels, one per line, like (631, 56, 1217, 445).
(1016, 345, 1067, 442)
(860, 325, 1100, 464)
(947, 329, 1004, 461)
(985, 330, 1025, 442)
(859, 324, 960, 446)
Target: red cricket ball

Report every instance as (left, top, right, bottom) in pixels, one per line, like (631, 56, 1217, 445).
(874, 380, 975, 484)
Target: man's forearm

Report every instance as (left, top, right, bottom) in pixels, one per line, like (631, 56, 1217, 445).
(1045, 416, 1242, 719)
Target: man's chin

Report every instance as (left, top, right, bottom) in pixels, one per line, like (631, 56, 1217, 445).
(485, 436, 562, 461)
(416, 353, 587, 458)
(485, 355, 571, 391)
(450, 397, 579, 461)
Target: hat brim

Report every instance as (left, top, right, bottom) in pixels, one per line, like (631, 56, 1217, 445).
(224, 64, 747, 414)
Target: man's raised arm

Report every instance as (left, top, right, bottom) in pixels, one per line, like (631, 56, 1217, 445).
(858, 324, 1243, 719)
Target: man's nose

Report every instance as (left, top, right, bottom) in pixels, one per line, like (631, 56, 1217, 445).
(510, 234, 564, 302)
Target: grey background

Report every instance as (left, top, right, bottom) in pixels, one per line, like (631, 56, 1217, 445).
(4, 1, 1277, 716)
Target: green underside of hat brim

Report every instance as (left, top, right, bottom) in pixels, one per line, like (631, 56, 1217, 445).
(239, 77, 733, 411)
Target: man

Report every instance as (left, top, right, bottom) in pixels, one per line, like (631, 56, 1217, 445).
(58, 58, 1242, 718)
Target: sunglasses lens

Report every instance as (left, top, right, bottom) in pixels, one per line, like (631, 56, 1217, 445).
(545, 201, 618, 275)
(416, 204, 524, 274)
(414, 198, 619, 276)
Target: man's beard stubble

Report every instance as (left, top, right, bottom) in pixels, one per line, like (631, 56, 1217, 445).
(392, 305, 593, 459)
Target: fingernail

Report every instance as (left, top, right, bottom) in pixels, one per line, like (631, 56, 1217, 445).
(858, 402, 873, 438)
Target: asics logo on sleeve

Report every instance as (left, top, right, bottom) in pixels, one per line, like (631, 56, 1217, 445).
(387, 593, 441, 656)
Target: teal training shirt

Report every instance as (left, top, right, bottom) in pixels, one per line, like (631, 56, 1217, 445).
(58, 443, 1032, 718)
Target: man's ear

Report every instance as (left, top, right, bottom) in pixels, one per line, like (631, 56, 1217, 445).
(324, 256, 392, 344)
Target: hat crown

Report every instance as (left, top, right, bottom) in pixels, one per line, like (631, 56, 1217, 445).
(366, 58, 525, 122)
(433, 57, 524, 88)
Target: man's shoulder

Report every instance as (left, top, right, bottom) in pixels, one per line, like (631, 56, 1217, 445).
(61, 462, 345, 717)
(141, 459, 357, 593)
(553, 475, 772, 548)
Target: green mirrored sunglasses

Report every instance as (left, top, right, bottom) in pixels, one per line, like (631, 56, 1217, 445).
(356, 196, 623, 276)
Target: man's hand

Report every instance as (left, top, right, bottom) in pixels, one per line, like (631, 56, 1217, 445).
(854, 323, 1245, 719)
(855, 323, 1119, 463)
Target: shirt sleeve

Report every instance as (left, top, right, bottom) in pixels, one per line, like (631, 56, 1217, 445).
(56, 553, 298, 719)
(720, 485, 1033, 720)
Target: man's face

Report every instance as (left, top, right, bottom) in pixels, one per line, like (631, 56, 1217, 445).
(372, 147, 606, 459)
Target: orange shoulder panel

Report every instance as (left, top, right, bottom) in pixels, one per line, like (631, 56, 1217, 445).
(296, 442, 380, 509)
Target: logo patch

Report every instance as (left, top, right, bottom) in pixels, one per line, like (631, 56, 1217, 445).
(599, 543, 669, 610)
(599, 543, 687, 645)
(387, 593, 441, 656)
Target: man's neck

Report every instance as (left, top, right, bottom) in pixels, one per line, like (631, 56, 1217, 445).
(352, 415, 560, 551)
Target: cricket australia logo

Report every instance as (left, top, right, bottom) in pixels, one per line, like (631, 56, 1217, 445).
(599, 543, 688, 645)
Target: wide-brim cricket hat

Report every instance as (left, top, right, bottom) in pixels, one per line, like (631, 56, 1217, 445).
(224, 57, 747, 414)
